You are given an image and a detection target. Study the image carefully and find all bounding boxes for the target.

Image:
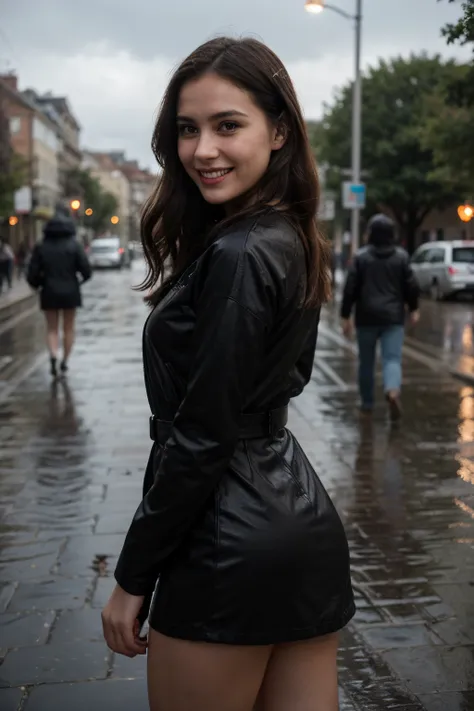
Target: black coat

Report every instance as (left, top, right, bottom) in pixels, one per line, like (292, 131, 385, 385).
(27, 216, 91, 311)
(114, 211, 354, 645)
(341, 235, 419, 327)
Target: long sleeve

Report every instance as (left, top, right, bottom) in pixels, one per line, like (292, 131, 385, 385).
(26, 245, 43, 289)
(75, 243, 92, 283)
(115, 239, 279, 595)
(340, 258, 360, 319)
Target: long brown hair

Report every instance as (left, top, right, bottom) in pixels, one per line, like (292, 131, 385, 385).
(140, 37, 331, 306)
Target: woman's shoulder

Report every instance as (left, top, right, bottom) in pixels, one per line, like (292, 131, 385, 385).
(212, 210, 300, 264)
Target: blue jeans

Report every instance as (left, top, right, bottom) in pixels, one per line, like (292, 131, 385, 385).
(356, 325, 404, 409)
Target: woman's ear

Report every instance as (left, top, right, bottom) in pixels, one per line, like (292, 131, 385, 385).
(272, 118, 288, 151)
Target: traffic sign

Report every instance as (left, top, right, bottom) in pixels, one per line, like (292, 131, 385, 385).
(342, 182, 366, 210)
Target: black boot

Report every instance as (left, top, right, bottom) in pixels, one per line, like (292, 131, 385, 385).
(60, 360, 68, 374)
(50, 356, 58, 378)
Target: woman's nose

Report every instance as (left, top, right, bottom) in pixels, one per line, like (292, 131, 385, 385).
(194, 131, 219, 161)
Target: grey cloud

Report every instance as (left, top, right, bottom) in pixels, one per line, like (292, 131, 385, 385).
(1, 0, 467, 67)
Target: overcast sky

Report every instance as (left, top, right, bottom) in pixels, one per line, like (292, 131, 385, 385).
(1, 0, 471, 170)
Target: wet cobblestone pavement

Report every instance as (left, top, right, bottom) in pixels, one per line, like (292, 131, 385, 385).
(1, 268, 473, 710)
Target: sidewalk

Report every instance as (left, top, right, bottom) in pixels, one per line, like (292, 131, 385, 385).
(0, 280, 36, 328)
(0, 277, 473, 710)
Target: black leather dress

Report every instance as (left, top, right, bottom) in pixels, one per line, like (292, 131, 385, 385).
(114, 211, 355, 645)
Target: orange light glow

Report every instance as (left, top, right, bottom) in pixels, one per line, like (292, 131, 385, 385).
(110, 215, 119, 225)
(8, 216, 19, 226)
(85, 208, 93, 216)
(458, 204, 473, 222)
(70, 199, 81, 211)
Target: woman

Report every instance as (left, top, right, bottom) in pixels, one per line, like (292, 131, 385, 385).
(27, 210, 91, 377)
(102, 37, 354, 711)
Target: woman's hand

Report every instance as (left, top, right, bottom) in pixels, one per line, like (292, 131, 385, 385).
(101, 584, 148, 657)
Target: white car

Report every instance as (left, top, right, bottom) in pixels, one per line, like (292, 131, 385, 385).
(410, 241, 474, 300)
(88, 236, 129, 270)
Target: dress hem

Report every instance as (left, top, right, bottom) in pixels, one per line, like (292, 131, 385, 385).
(149, 600, 356, 646)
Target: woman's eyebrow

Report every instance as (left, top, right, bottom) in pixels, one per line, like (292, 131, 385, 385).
(176, 110, 248, 122)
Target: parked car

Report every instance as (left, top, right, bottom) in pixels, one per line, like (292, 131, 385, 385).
(410, 241, 474, 300)
(88, 236, 130, 270)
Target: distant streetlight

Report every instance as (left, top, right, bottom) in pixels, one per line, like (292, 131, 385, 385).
(458, 204, 473, 223)
(110, 215, 120, 225)
(8, 216, 19, 226)
(85, 208, 93, 216)
(70, 199, 81, 211)
(305, 0, 363, 255)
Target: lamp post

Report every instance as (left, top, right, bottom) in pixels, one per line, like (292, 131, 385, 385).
(305, 0, 363, 256)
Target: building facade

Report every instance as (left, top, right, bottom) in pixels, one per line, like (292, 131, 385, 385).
(82, 152, 131, 244)
(0, 74, 60, 246)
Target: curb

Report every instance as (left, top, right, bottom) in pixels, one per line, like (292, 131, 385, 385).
(0, 290, 37, 328)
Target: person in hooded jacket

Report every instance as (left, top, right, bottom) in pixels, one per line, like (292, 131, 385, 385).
(340, 214, 420, 420)
(27, 209, 91, 378)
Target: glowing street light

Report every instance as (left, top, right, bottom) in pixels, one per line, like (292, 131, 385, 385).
(85, 208, 93, 216)
(110, 215, 120, 225)
(304, 0, 363, 255)
(70, 199, 81, 211)
(8, 216, 19, 226)
(304, 0, 324, 13)
(458, 204, 474, 223)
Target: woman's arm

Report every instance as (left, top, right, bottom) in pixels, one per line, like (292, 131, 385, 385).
(114, 237, 280, 596)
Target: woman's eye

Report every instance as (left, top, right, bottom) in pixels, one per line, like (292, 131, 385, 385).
(178, 125, 197, 136)
(219, 121, 239, 133)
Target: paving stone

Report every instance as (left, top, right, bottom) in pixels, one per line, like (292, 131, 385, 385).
(382, 645, 474, 694)
(110, 651, 147, 680)
(57, 534, 124, 577)
(417, 691, 474, 711)
(0, 641, 109, 687)
(0, 688, 24, 711)
(51, 609, 103, 644)
(358, 623, 443, 651)
(24, 679, 148, 711)
(91, 577, 116, 609)
(0, 611, 55, 648)
(8, 578, 93, 612)
(0, 583, 15, 613)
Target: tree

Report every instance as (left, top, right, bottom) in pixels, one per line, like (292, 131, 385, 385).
(319, 54, 472, 252)
(431, 1, 474, 183)
(64, 168, 119, 233)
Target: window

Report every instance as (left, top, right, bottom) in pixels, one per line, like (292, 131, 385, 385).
(411, 248, 428, 264)
(428, 248, 445, 264)
(10, 116, 21, 134)
(436, 228, 444, 241)
(453, 248, 474, 264)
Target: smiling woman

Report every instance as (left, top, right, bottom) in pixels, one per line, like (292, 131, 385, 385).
(101, 36, 354, 711)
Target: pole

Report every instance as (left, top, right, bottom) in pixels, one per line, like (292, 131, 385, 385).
(350, 0, 363, 256)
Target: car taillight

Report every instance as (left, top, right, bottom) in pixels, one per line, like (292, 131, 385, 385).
(118, 248, 124, 254)
(448, 266, 458, 275)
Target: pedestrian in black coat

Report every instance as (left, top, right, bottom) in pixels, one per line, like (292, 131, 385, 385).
(27, 211, 91, 377)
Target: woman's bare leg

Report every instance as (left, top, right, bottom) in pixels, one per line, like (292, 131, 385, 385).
(44, 310, 60, 359)
(255, 633, 339, 711)
(62, 309, 76, 367)
(147, 629, 272, 711)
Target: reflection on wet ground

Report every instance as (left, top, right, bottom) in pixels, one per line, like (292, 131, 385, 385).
(0, 270, 473, 710)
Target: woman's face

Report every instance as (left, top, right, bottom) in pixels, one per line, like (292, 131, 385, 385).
(177, 73, 285, 209)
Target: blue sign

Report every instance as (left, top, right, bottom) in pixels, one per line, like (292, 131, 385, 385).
(342, 182, 366, 209)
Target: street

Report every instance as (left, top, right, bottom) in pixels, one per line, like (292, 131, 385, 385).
(0, 266, 473, 711)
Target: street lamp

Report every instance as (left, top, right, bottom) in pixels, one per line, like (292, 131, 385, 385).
(85, 208, 93, 216)
(70, 199, 81, 212)
(305, 0, 363, 255)
(110, 215, 120, 225)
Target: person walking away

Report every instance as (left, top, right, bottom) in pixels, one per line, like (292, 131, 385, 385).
(16, 241, 29, 280)
(0, 239, 15, 293)
(340, 213, 420, 420)
(27, 210, 91, 378)
(101, 36, 355, 711)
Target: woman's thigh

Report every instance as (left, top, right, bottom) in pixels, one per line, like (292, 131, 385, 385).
(147, 629, 272, 711)
(44, 310, 60, 331)
(255, 633, 339, 711)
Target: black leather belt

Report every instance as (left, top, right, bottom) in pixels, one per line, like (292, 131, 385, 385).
(149, 405, 288, 442)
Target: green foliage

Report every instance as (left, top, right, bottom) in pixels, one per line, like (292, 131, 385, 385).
(0, 152, 28, 217)
(318, 54, 472, 251)
(64, 168, 119, 233)
(442, 0, 474, 45)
